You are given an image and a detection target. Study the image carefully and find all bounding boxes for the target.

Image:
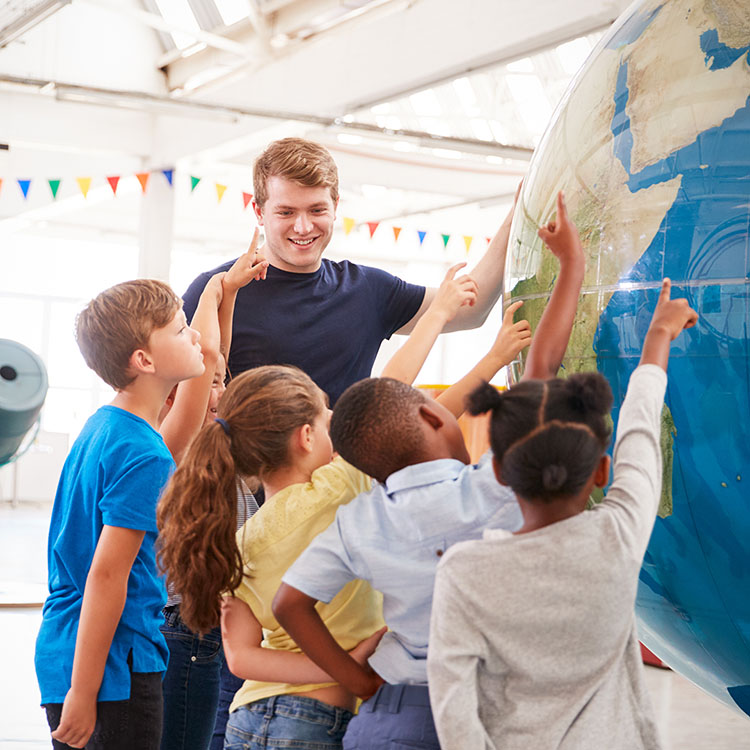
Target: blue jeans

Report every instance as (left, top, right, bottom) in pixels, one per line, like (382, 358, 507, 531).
(210, 660, 244, 750)
(160, 605, 224, 750)
(225, 694, 353, 750)
(343, 684, 440, 750)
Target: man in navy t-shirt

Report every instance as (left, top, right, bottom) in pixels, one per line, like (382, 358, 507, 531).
(183, 138, 514, 405)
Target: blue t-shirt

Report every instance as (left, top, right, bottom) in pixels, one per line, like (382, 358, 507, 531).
(182, 259, 425, 404)
(35, 406, 174, 704)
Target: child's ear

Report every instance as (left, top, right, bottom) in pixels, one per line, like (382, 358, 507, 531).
(129, 348, 155, 376)
(296, 423, 314, 454)
(418, 402, 444, 431)
(594, 454, 611, 488)
(492, 455, 509, 485)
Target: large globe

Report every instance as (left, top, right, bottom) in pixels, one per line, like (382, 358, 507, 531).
(507, 0, 750, 717)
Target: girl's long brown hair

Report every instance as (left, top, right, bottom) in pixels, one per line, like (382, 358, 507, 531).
(157, 365, 323, 633)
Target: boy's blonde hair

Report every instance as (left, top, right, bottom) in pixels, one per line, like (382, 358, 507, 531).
(253, 138, 339, 208)
(76, 279, 181, 390)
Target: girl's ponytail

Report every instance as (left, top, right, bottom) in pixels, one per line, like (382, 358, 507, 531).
(467, 381, 504, 416)
(157, 420, 244, 634)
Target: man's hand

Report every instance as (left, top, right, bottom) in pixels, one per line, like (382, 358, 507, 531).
(429, 263, 478, 322)
(223, 228, 269, 293)
(537, 191, 584, 266)
(489, 300, 532, 365)
(499, 179, 523, 229)
(349, 626, 387, 667)
(51, 688, 97, 749)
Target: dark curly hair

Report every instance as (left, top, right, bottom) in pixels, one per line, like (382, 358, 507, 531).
(468, 373, 613, 501)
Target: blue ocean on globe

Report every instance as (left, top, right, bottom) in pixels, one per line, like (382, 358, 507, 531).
(507, 0, 750, 717)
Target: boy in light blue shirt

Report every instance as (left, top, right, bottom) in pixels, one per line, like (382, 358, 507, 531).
(273, 191, 586, 749)
(35, 279, 205, 750)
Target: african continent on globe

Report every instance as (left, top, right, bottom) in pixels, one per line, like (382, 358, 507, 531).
(507, 0, 750, 717)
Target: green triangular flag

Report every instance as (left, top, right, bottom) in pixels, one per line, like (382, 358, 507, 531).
(190, 176, 201, 192)
(48, 179, 61, 199)
(441, 233, 451, 248)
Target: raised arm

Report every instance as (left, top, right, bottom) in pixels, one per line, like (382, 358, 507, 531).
(522, 190, 585, 381)
(217, 228, 268, 360)
(395, 182, 522, 335)
(381, 262, 477, 384)
(436, 300, 531, 418)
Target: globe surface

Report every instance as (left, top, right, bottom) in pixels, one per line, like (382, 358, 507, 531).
(507, 0, 750, 717)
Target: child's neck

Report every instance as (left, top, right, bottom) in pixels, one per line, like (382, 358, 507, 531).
(514, 494, 589, 535)
(263, 464, 315, 501)
(111, 379, 177, 430)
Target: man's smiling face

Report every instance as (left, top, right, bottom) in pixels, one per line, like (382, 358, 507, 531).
(253, 176, 338, 274)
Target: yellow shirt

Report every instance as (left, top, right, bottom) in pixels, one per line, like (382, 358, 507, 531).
(230, 456, 384, 711)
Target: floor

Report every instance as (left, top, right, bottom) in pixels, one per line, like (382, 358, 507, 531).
(1, 503, 749, 749)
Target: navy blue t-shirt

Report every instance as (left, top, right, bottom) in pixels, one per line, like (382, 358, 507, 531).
(182, 259, 425, 404)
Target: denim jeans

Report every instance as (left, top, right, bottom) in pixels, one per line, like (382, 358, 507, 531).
(342, 684, 440, 750)
(160, 605, 224, 750)
(210, 660, 244, 750)
(44, 670, 163, 750)
(224, 694, 353, 750)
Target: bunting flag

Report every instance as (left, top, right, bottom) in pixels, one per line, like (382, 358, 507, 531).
(463, 235, 473, 254)
(343, 217, 356, 235)
(366, 221, 379, 238)
(76, 177, 91, 199)
(242, 192, 253, 210)
(417, 230, 427, 245)
(0, 178, 3, 196)
(392, 226, 402, 242)
(135, 172, 150, 193)
(215, 183, 227, 203)
(190, 176, 201, 192)
(18, 179, 31, 199)
(441, 233, 451, 248)
(107, 176, 120, 196)
(162, 169, 173, 186)
(48, 179, 61, 199)
(486, 236, 492, 244)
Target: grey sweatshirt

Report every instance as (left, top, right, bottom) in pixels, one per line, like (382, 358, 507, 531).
(428, 364, 666, 750)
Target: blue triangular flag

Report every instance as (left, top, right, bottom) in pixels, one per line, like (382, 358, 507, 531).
(18, 179, 31, 199)
(417, 230, 427, 246)
(162, 169, 173, 186)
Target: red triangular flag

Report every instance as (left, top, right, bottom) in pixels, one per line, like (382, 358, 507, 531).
(392, 226, 402, 242)
(106, 176, 120, 196)
(242, 192, 253, 210)
(135, 172, 150, 193)
(366, 221, 379, 238)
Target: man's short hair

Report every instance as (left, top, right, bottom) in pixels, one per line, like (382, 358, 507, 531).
(253, 138, 339, 208)
(330, 377, 427, 483)
(76, 279, 180, 391)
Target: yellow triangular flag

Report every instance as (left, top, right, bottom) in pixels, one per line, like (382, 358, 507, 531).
(216, 183, 227, 203)
(463, 235, 473, 254)
(76, 177, 92, 199)
(343, 217, 356, 235)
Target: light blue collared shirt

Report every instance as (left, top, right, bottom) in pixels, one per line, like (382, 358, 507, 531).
(282, 452, 522, 685)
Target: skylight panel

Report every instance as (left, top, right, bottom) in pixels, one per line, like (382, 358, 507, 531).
(556, 37, 593, 75)
(409, 89, 442, 117)
(154, 0, 201, 49)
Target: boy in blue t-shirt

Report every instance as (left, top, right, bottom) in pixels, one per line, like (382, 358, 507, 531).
(35, 279, 205, 750)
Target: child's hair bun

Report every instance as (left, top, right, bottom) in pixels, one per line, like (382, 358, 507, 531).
(467, 381, 503, 416)
(566, 372, 613, 415)
(541, 464, 568, 492)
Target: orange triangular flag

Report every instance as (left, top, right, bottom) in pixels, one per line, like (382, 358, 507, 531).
(107, 176, 120, 195)
(76, 177, 92, 199)
(392, 226, 402, 242)
(216, 183, 227, 203)
(366, 221, 379, 238)
(486, 236, 492, 244)
(242, 192, 253, 209)
(0, 178, 3, 196)
(136, 172, 150, 193)
(343, 217, 356, 236)
(463, 235, 473, 254)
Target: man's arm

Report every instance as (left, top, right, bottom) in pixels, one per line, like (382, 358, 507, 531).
(50, 526, 145, 749)
(395, 184, 521, 335)
(381, 262, 477, 384)
(272, 583, 384, 700)
(522, 190, 585, 381)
